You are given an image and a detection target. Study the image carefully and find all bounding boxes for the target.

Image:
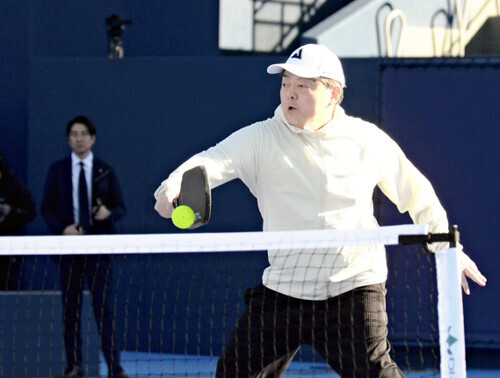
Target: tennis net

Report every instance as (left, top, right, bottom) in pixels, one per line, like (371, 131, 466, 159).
(0, 224, 464, 377)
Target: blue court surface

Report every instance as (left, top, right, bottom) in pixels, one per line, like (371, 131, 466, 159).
(101, 352, 499, 377)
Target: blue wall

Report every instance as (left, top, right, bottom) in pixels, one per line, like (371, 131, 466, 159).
(1, 0, 499, 361)
(379, 61, 500, 346)
(26, 56, 381, 236)
(28, 1, 220, 58)
(23, 54, 500, 355)
(0, 0, 220, 180)
(0, 2, 30, 181)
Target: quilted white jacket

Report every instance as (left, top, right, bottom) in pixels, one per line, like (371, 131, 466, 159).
(154, 105, 448, 299)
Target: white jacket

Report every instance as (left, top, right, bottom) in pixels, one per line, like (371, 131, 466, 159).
(155, 105, 448, 300)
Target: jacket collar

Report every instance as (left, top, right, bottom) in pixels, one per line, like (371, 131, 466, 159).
(274, 104, 345, 135)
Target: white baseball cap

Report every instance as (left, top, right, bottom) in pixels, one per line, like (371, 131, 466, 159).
(267, 44, 346, 88)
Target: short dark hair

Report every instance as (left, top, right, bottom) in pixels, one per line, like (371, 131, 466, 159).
(66, 115, 97, 137)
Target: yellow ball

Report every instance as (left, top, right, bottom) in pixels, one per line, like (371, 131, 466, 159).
(172, 205, 195, 229)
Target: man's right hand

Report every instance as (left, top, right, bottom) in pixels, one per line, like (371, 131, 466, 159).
(63, 224, 84, 235)
(154, 190, 177, 219)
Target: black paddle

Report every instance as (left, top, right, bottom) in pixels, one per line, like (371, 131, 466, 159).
(171, 166, 211, 229)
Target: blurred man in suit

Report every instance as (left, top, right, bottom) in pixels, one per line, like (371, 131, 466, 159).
(42, 115, 127, 378)
(0, 150, 36, 289)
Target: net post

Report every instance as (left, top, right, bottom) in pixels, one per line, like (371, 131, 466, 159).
(449, 224, 459, 248)
(435, 224, 466, 378)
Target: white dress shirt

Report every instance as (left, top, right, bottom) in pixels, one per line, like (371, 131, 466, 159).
(71, 152, 93, 225)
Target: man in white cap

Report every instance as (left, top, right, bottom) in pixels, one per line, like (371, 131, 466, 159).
(154, 44, 486, 377)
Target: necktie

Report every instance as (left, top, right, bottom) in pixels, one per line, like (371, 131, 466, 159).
(78, 162, 90, 232)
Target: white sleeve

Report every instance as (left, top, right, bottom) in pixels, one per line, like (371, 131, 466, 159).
(154, 124, 261, 201)
(375, 133, 449, 237)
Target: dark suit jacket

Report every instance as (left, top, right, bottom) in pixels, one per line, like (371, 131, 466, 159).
(41, 156, 125, 235)
(0, 169, 36, 236)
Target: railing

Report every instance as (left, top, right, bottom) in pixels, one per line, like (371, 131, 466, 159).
(382, 0, 497, 57)
(247, 0, 497, 56)
(252, 0, 326, 52)
(385, 9, 406, 57)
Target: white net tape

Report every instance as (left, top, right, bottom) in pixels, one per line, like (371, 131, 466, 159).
(0, 224, 428, 255)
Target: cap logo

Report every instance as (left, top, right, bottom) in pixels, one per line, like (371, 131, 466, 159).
(290, 48, 302, 60)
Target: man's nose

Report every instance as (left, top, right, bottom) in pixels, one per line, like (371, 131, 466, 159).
(285, 87, 296, 99)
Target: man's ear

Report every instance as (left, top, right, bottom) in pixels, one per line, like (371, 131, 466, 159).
(330, 86, 341, 105)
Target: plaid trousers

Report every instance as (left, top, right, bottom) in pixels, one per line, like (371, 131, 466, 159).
(216, 282, 404, 378)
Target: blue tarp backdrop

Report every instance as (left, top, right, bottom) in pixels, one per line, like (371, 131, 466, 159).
(0, 0, 498, 360)
(23, 56, 500, 353)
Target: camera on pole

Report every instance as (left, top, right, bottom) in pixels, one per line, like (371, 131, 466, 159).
(106, 15, 132, 59)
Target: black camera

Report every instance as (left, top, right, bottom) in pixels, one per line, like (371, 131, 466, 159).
(106, 15, 132, 38)
(106, 15, 132, 59)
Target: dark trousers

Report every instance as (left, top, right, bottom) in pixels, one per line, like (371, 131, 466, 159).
(59, 255, 122, 375)
(216, 283, 404, 378)
(0, 256, 22, 290)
